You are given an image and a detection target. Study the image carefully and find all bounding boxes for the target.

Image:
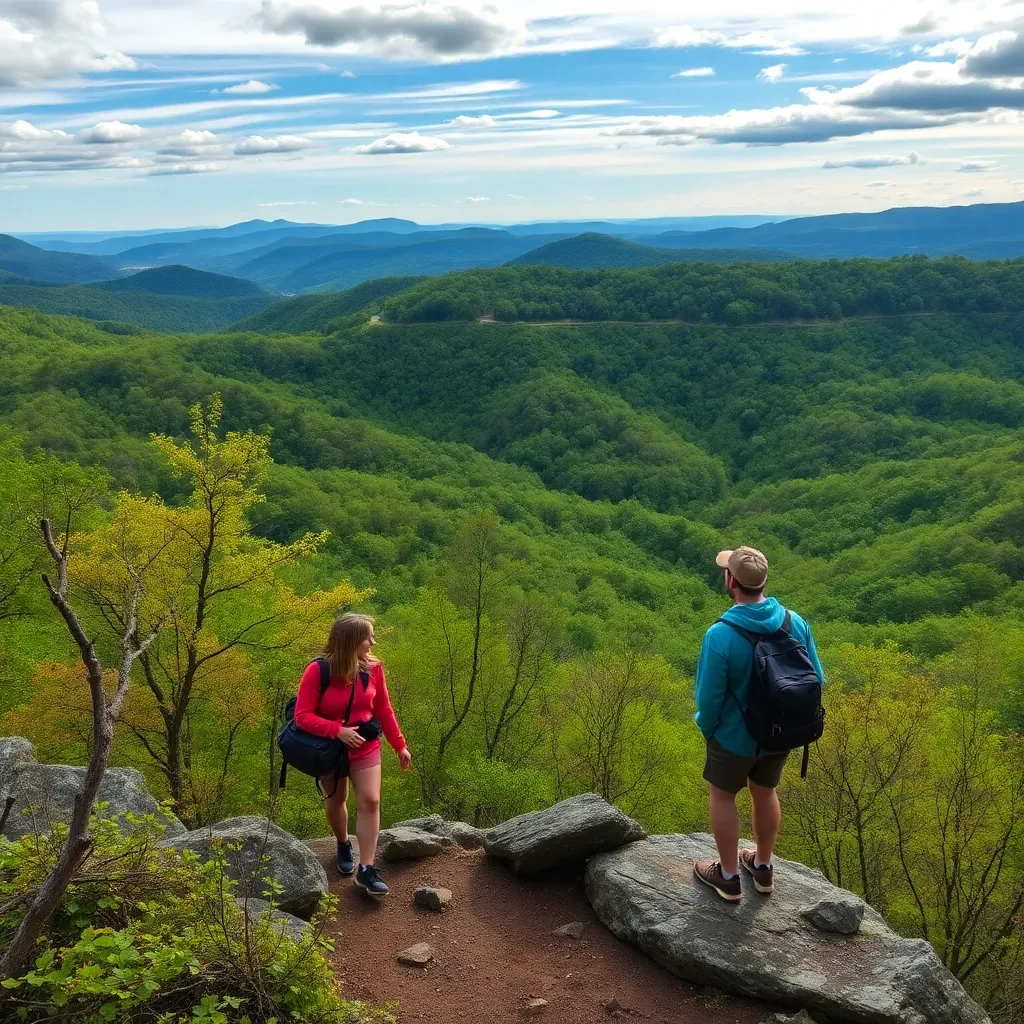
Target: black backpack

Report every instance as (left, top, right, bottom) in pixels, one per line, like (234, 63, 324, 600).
(277, 658, 363, 798)
(717, 611, 825, 777)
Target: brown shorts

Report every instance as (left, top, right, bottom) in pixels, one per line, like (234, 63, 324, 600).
(703, 737, 790, 795)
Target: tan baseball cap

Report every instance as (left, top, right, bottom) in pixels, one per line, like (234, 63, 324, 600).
(716, 546, 769, 589)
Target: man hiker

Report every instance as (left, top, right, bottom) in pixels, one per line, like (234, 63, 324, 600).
(693, 546, 824, 902)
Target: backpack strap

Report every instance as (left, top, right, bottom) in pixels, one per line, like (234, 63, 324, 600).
(317, 669, 360, 802)
(778, 610, 793, 638)
(800, 744, 811, 779)
(316, 657, 331, 695)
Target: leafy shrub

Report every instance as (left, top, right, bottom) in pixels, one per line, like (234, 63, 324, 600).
(0, 812, 392, 1024)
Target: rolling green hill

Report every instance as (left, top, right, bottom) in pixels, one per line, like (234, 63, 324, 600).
(0, 233, 114, 284)
(96, 264, 268, 299)
(4, 254, 1024, 1012)
(381, 257, 1024, 323)
(0, 280, 274, 332)
(231, 276, 427, 333)
(506, 232, 795, 270)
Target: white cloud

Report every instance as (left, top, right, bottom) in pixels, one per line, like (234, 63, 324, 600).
(256, 0, 523, 60)
(235, 134, 314, 154)
(372, 79, 523, 101)
(823, 152, 922, 168)
(340, 197, 363, 203)
(464, 195, 490, 202)
(340, 70, 356, 78)
(450, 114, 497, 127)
(511, 109, 561, 119)
(0, 0, 136, 88)
(508, 193, 525, 199)
(956, 159, 997, 172)
(673, 67, 715, 78)
(158, 129, 221, 157)
(962, 189, 984, 197)
(901, 14, 938, 35)
(758, 64, 787, 83)
(258, 200, 317, 206)
(354, 131, 451, 154)
(653, 25, 805, 56)
(926, 37, 972, 57)
(77, 121, 144, 144)
(604, 141, 628, 150)
(222, 80, 278, 94)
(148, 162, 220, 176)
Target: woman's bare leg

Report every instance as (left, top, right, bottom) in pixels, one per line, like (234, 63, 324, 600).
(320, 776, 350, 842)
(349, 763, 382, 866)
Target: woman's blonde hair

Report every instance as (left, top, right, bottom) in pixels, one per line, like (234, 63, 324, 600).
(323, 613, 375, 680)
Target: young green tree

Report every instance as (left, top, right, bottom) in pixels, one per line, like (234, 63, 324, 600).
(72, 396, 365, 825)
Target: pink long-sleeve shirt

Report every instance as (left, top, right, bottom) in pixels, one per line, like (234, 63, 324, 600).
(293, 659, 406, 765)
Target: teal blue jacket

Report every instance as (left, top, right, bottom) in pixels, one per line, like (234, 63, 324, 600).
(695, 597, 824, 757)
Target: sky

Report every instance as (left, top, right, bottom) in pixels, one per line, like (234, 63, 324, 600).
(1, 0, 1024, 230)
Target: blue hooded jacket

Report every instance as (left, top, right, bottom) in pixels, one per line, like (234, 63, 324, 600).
(695, 596, 824, 757)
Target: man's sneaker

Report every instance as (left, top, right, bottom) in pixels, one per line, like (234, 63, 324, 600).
(336, 839, 355, 876)
(693, 859, 742, 902)
(355, 864, 389, 897)
(740, 848, 774, 894)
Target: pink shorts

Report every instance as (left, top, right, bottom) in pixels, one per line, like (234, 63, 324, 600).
(348, 741, 382, 772)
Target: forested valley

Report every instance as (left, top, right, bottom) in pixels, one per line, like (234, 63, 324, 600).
(2, 255, 1024, 1016)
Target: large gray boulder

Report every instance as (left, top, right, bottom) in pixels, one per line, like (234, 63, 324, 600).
(236, 897, 312, 943)
(390, 815, 485, 850)
(483, 793, 645, 875)
(0, 737, 185, 841)
(585, 833, 991, 1024)
(159, 816, 328, 919)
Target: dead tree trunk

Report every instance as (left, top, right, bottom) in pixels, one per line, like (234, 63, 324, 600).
(0, 520, 162, 982)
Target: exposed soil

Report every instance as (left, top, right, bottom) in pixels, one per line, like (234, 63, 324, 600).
(311, 841, 778, 1024)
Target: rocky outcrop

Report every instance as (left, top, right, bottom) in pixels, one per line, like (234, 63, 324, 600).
(0, 737, 185, 841)
(378, 825, 450, 861)
(585, 833, 991, 1024)
(483, 793, 646, 875)
(159, 816, 328, 919)
(390, 814, 485, 850)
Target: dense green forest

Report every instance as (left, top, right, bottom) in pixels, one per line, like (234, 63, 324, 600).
(381, 256, 1024, 323)
(2, 256, 1024, 1017)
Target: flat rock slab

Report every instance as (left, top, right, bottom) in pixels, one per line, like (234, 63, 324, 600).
(0, 738, 185, 841)
(585, 833, 991, 1024)
(160, 815, 328, 919)
(483, 793, 646, 875)
(397, 941, 434, 966)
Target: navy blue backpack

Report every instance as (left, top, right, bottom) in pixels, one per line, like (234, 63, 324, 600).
(277, 658, 355, 798)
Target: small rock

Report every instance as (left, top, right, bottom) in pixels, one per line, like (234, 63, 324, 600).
(392, 814, 448, 834)
(800, 895, 865, 935)
(523, 997, 548, 1016)
(764, 1013, 816, 1024)
(552, 921, 585, 939)
(396, 942, 434, 967)
(414, 886, 453, 912)
(603, 998, 622, 1015)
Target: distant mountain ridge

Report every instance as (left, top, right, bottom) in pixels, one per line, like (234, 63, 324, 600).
(95, 265, 267, 298)
(10, 200, 1024, 297)
(507, 233, 797, 269)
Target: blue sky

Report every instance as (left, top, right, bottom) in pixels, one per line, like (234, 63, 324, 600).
(2, 0, 1023, 230)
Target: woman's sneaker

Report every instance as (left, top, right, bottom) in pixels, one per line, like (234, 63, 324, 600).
(740, 849, 774, 893)
(693, 859, 742, 902)
(355, 864, 389, 896)
(336, 840, 355, 876)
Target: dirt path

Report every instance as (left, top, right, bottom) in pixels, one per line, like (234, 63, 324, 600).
(311, 842, 778, 1024)
(369, 311, 1017, 330)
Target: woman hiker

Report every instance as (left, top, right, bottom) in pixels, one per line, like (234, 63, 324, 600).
(293, 612, 412, 896)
